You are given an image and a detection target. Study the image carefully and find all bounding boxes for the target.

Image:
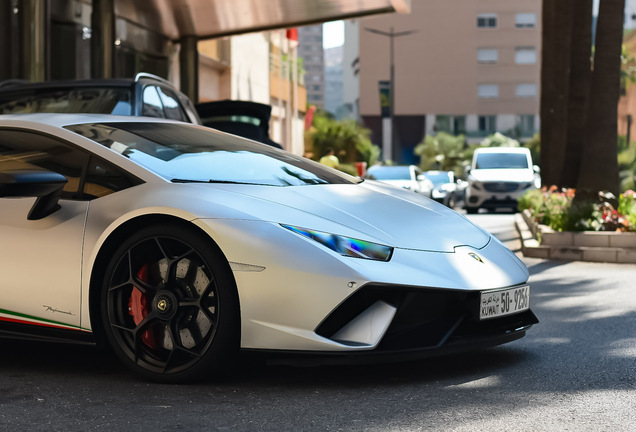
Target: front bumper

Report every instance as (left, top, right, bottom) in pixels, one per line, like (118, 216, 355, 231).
(466, 182, 533, 208)
(243, 283, 538, 365)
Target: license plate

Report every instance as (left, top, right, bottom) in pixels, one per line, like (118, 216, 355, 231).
(480, 285, 530, 320)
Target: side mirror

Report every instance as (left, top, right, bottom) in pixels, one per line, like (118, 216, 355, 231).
(0, 170, 68, 220)
(533, 165, 541, 174)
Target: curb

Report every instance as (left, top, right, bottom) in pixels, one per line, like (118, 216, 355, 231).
(513, 212, 636, 263)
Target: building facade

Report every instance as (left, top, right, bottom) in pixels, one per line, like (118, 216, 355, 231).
(0, 0, 408, 154)
(342, 19, 361, 121)
(357, 0, 541, 163)
(324, 45, 344, 116)
(298, 25, 325, 109)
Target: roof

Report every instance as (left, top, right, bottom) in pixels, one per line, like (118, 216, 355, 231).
(0, 113, 185, 128)
(474, 147, 530, 153)
(0, 73, 169, 92)
(117, 0, 411, 41)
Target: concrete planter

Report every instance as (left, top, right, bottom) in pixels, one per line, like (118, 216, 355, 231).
(516, 210, 636, 263)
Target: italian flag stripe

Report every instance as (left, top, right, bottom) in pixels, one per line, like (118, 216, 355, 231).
(0, 308, 88, 332)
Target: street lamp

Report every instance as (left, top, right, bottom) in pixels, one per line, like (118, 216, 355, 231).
(365, 26, 417, 162)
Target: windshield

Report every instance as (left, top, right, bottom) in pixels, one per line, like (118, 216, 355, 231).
(475, 153, 529, 169)
(366, 166, 411, 180)
(423, 171, 452, 184)
(66, 122, 360, 187)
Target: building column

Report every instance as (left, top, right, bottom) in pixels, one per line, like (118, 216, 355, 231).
(90, 0, 114, 79)
(180, 35, 199, 104)
(21, 0, 49, 82)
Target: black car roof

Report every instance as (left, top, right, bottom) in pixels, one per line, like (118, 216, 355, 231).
(0, 73, 173, 93)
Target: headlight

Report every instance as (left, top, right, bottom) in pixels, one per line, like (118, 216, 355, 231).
(281, 225, 393, 261)
(470, 181, 482, 191)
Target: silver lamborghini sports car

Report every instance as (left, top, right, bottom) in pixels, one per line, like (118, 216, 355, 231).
(0, 114, 538, 382)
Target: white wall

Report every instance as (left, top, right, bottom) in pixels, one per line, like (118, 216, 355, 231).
(230, 33, 270, 103)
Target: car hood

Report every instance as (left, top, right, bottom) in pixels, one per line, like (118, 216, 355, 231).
(470, 169, 535, 183)
(186, 181, 491, 252)
(374, 179, 412, 189)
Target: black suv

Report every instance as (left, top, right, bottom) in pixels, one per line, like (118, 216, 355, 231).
(0, 73, 201, 124)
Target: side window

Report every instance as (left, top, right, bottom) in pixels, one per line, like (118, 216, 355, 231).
(84, 158, 142, 199)
(142, 86, 165, 118)
(0, 130, 89, 199)
(157, 87, 188, 122)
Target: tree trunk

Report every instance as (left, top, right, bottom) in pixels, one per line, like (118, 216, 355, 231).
(540, 0, 574, 187)
(577, 0, 625, 195)
(560, 0, 593, 188)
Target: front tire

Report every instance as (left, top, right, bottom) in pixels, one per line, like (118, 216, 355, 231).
(100, 223, 239, 383)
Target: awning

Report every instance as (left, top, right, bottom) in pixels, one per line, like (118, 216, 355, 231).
(116, 0, 411, 41)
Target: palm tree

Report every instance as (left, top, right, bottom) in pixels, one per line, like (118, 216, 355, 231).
(576, 0, 624, 195)
(540, 0, 574, 187)
(561, 0, 593, 188)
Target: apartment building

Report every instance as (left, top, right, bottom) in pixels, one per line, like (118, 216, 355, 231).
(324, 45, 344, 116)
(357, 0, 541, 163)
(198, 31, 307, 154)
(298, 25, 326, 109)
(343, 19, 361, 121)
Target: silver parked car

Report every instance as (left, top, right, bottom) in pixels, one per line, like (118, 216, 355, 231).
(0, 114, 537, 382)
(365, 165, 434, 197)
(423, 170, 459, 207)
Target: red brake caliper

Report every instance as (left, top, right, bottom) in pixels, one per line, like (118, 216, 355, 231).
(128, 264, 159, 349)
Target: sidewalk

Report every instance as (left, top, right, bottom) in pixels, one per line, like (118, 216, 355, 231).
(514, 210, 636, 263)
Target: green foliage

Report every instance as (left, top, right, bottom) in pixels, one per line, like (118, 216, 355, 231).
(337, 163, 361, 177)
(307, 112, 379, 167)
(618, 190, 636, 227)
(518, 188, 579, 232)
(517, 189, 545, 219)
(414, 132, 466, 175)
(621, 43, 636, 93)
(281, 54, 305, 80)
(525, 134, 541, 166)
(480, 132, 520, 147)
(518, 187, 636, 232)
(618, 134, 636, 192)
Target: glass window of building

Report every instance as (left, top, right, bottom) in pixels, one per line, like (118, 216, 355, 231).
(515, 13, 536, 28)
(477, 49, 498, 64)
(434, 115, 451, 133)
(478, 84, 499, 98)
(515, 47, 537, 64)
(477, 13, 497, 28)
(519, 115, 535, 134)
(516, 84, 538, 98)
(454, 116, 467, 135)
(478, 116, 497, 134)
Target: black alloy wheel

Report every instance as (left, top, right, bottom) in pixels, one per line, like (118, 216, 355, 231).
(101, 223, 238, 383)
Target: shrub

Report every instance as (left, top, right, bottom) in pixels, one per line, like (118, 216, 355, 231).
(307, 113, 379, 167)
(518, 187, 635, 232)
(618, 190, 636, 228)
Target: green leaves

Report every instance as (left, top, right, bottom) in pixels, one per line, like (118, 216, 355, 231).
(308, 114, 379, 167)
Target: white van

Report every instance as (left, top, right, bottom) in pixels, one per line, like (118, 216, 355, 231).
(464, 147, 540, 214)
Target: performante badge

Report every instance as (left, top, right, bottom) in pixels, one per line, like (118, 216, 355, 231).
(469, 252, 485, 263)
